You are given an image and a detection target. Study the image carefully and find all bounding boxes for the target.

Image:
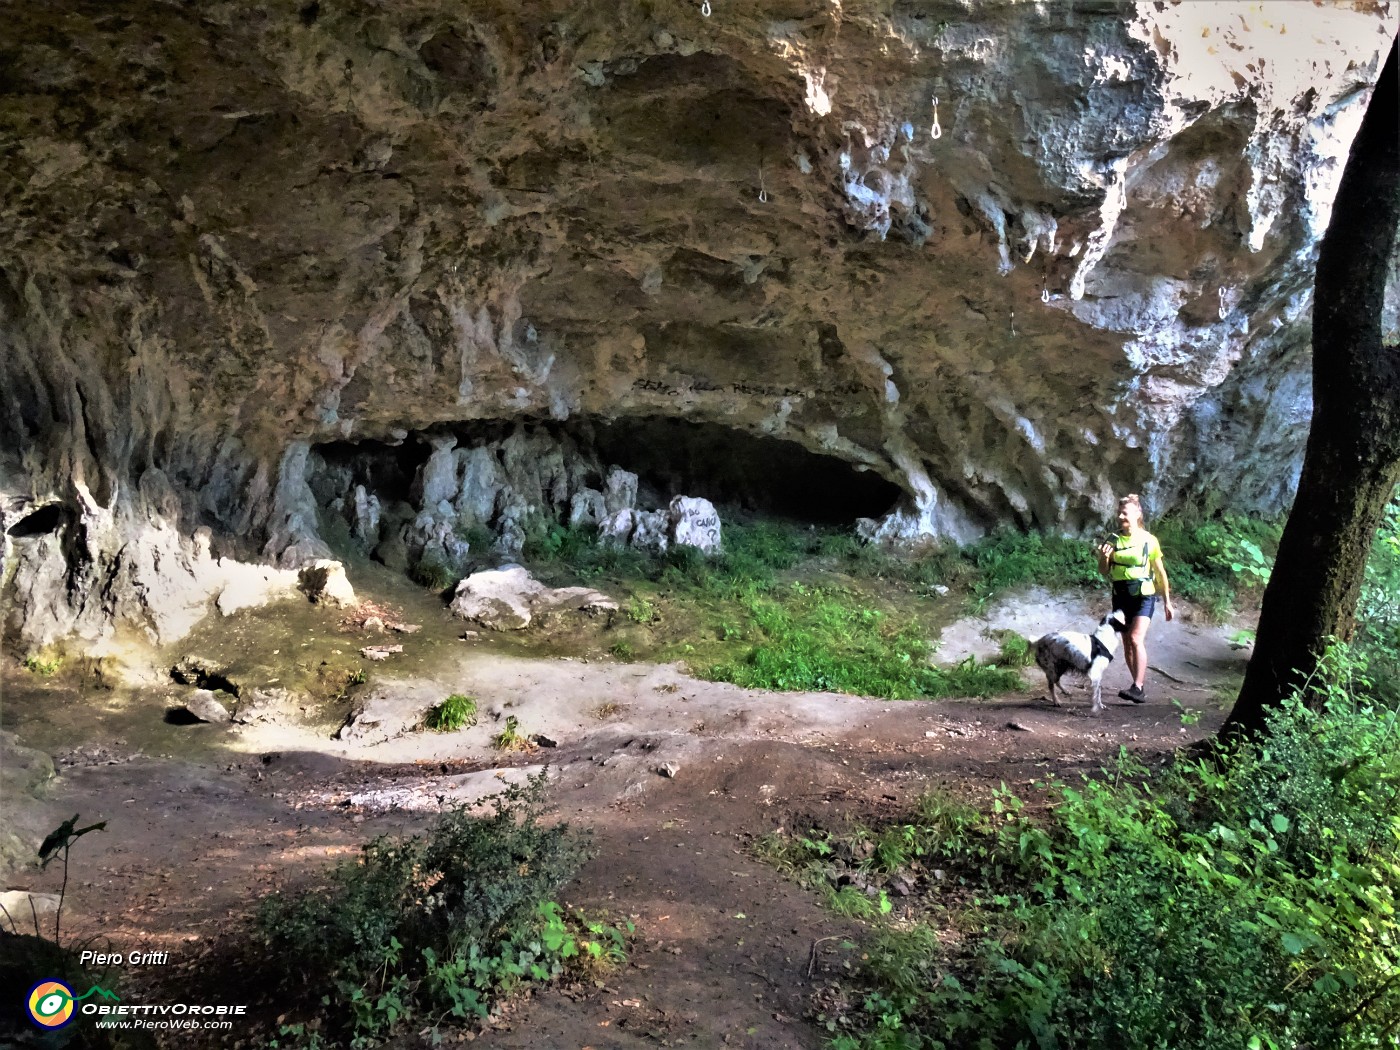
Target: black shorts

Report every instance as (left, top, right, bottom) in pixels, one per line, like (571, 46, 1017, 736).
(1112, 584, 1157, 622)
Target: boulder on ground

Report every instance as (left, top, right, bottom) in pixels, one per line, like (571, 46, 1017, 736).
(669, 496, 722, 554)
(179, 689, 231, 724)
(0, 732, 55, 880)
(568, 488, 607, 528)
(231, 686, 299, 725)
(214, 560, 300, 615)
(598, 508, 635, 548)
(297, 560, 356, 607)
(630, 509, 670, 553)
(603, 467, 638, 515)
(449, 566, 617, 630)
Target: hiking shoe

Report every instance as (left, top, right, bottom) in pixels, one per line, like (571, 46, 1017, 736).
(1118, 685, 1147, 704)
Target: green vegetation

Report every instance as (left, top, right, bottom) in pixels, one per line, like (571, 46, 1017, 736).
(763, 644, 1400, 1050)
(256, 775, 627, 1048)
(992, 630, 1034, 668)
(423, 693, 478, 732)
(1155, 513, 1283, 621)
(491, 714, 529, 752)
(516, 513, 1292, 702)
(22, 650, 63, 676)
(409, 556, 459, 592)
(1356, 487, 1400, 703)
(705, 585, 1022, 699)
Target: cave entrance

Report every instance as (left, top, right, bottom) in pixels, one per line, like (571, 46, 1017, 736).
(588, 417, 901, 524)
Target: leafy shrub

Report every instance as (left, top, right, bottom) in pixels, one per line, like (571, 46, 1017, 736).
(815, 643, 1400, 1050)
(256, 774, 619, 1046)
(1155, 514, 1283, 620)
(423, 694, 477, 732)
(22, 650, 62, 676)
(1356, 487, 1400, 704)
(625, 595, 659, 624)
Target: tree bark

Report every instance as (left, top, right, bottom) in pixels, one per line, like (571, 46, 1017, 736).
(1223, 38, 1400, 737)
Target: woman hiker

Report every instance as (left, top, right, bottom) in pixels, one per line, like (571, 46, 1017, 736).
(1097, 493, 1175, 703)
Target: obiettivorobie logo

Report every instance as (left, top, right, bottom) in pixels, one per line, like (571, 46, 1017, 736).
(26, 979, 120, 1029)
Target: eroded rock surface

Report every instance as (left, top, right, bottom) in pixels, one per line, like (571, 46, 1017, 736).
(449, 566, 618, 630)
(0, 1, 1396, 649)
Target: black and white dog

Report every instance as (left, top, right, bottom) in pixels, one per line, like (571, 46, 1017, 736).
(1033, 610, 1128, 714)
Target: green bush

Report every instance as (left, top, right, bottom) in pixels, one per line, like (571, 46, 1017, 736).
(813, 643, 1400, 1050)
(1356, 488, 1400, 704)
(423, 694, 477, 732)
(22, 650, 62, 676)
(256, 774, 619, 1046)
(1154, 514, 1283, 620)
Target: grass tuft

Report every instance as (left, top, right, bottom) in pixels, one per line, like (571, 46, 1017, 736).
(423, 694, 478, 732)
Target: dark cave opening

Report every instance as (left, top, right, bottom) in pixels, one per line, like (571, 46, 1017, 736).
(5, 503, 68, 537)
(311, 437, 430, 506)
(309, 417, 901, 529)
(587, 417, 902, 523)
(302, 418, 903, 580)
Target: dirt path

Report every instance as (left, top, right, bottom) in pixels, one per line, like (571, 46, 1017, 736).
(0, 582, 1250, 1049)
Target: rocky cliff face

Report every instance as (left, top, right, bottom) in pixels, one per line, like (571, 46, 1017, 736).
(1, 0, 1395, 652)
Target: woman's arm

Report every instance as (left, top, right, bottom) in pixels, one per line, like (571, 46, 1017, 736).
(1152, 556, 1175, 622)
(1097, 540, 1114, 576)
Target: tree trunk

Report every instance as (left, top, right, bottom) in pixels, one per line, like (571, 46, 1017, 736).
(1223, 38, 1400, 737)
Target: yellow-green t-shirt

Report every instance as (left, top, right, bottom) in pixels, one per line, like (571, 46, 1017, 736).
(1108, 529, 1161, 594)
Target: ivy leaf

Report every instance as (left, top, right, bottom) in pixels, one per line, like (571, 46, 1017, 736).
(1270, 814, 1290, 834)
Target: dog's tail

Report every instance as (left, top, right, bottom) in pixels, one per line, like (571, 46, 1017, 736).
(1003, 633, 1036, 668)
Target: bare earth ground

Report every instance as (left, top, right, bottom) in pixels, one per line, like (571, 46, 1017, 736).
(0, 576, 1252, 1050)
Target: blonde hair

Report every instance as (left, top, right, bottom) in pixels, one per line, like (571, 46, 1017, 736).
(1117, 493, 1145, 525)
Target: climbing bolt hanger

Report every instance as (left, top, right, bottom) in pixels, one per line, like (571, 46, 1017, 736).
(929, 96, 942, 141)
(1217, 286, 1228, 320)
(701, 0, 711, 16)
(1041, 275, 1050, 304)
(757, 162, 769, 203)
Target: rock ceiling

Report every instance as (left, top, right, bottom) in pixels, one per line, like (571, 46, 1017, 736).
(0, 0, 1396, 647)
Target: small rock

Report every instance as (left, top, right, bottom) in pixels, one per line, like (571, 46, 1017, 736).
(181, 690, 231, 724)
(297, 559, 357, 607)
(1005, 721, 1031, 732)
(932, 584, 950, 597)
(363, 616, 385, 631)
(530, 734, 558, 748)
(390, 623, 421, 634)
(0, 890, 60, 922)
(657, 762, 679, 778)
(460, 630, 480, 640)
(360, 644, 404, 661)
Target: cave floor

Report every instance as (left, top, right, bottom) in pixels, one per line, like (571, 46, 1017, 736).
(0, 571, 1251, 1049)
